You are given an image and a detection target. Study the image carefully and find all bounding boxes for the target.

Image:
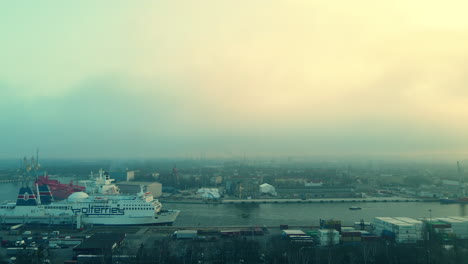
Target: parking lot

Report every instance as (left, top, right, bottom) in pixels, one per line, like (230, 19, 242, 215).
(0, 225, 297, 263)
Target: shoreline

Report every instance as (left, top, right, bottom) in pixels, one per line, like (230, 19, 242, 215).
(160, 197, 439, 204)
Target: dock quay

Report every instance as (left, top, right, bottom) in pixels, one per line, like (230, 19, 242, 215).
(222, 197, 428, 204)
(162, 197, 435, 204)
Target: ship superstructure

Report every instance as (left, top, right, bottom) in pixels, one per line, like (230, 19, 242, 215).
(81, 169, 120, 196)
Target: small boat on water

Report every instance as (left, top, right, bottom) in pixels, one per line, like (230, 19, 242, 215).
(349, 206, 362, 210)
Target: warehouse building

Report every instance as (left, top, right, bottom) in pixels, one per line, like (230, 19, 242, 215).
(117, 181, 162, 198)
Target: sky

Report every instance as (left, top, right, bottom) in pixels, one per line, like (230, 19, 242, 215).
(1, 1, 468, 160)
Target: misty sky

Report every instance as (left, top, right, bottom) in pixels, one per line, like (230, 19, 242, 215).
(1, 1, 468, 160)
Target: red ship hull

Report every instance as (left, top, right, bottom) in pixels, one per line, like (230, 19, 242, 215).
(36, 175, 86, 200)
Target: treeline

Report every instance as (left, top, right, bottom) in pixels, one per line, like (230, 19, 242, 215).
(15, 233, 468, 264)
(113, 235, 468, 264)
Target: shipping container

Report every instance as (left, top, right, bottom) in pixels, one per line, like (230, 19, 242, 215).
(220, 230, 241, 237)
(282, 230, 306, 239)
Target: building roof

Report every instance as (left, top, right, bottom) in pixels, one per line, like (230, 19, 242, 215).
(73, 233, 126, 252)
(282, 230, 306, 235)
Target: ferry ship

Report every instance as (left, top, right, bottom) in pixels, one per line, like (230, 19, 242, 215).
(36, 169, 120, 200)
(35, 174, 86, 200)
(0, 184, 180, 226)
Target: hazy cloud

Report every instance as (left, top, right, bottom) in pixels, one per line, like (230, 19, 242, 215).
(1, 1, 468, 159)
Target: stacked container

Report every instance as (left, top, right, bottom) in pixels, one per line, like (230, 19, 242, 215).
(341, 227, 355, 232)
(355, 230, 376, 238)
(320, 219, 342, 232)
(281, 230, 313, 243)
(340, 231, 362, 243)
(393, 217, 424, 240)
(354, 221, 372, 232)
(425, 221, 452, 238)
(282, 230, 306, 238)
(372, 217, 419, 243)
(393, 224, 418, 243)
(437, 217, 468, 239)
(448, 216, 468, 222)
(373, 217, 397, 236)
(318, 229, 340, 246)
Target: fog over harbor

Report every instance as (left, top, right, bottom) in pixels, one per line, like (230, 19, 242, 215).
(1, 1, 468, 160)
(3, 1, 468, 263)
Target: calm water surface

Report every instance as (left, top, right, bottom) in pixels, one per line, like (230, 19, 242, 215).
(1, 181, 466, 227)
(169, 201, 466, 227)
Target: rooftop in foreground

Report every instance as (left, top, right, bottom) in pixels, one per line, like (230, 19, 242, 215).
(73, 232, 126, 253)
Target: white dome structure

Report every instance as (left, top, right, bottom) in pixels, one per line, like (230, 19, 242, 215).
(259, 183, 277, 196)
(197, 188, 221, 199)
(67, 192, 89, 202)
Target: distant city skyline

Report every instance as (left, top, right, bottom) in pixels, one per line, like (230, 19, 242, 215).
(1, 1, 468, 160)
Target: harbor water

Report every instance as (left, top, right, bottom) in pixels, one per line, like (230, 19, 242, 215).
(168, 201, 466, 227)
(1, 181, 466, 227)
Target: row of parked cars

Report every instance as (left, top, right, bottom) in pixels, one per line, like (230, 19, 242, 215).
(2, 230, 89, 249)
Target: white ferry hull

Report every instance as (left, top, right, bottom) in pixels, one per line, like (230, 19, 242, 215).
(0, 215, 76, 225)
(78, 210, 180, 225)
(0, 210, 180, 226)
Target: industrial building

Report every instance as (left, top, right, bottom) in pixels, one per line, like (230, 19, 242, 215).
(117, 181, 162, 197)
(276, 187, 356, 198)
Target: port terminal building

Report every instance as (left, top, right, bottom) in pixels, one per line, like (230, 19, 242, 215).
(117, 181, 162, 198)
